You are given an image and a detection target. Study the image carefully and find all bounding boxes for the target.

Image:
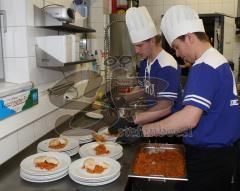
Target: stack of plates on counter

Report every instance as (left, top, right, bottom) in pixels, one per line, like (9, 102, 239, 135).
(20, 152, 71, 183)
(97, 127, 118, 142)
(79, 142, 123, 160)
(37, 137, 79, 156)
(60, 129, 94, 144)
(69, 156, 121, 186)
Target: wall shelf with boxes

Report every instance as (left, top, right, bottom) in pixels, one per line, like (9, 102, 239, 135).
(34, 5, 96, 68)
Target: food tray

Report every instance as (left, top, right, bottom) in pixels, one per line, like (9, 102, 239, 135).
(128, 143, 188, 181)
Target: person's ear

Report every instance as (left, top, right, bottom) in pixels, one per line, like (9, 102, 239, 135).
(185, 33, 195, 44)
(149, 37, 155, 45)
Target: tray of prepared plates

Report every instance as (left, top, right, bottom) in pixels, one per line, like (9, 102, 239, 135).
(128, 143, 188, 181)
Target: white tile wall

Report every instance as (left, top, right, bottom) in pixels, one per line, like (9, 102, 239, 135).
(46, 111, 58, 132)
(18, 123, 35, 152)
(0, 107, 73, 164)
(28, 56, 66, 85)
(209, 3, 222, 13)
(91, 38, 104, 53)
(26, 0, 44, 26)
(152, 0, 164, 6)
(3, 27, 28, 58)
(0, 132, 18, 165)
(1, 0, 27, 27)
(89, 22, 105, 38)
(90, 0, 104, 8)
(4, 57, 30, 83)
(33, 117, 48, 140)
(223, 17, 235, 63)
(222, 2, 235, 16)
(89, 7, 105, 23)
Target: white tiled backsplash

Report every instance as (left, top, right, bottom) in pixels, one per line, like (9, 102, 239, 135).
(0, 132, 18, 164)
(4, 57, 30, 83)
(0, 108, 64, 165)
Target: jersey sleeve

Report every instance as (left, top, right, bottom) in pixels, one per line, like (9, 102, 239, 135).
(183, 63, 219, 112)
(156, 66, 180, 101)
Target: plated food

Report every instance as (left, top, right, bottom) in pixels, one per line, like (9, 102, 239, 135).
(34, 156, 59, 171)
(82, 158, 109, 174)
(69, 156, 121, 186)
(92, 132, 107, 142)
(38, 137, 79, 156)
(94, 144, 110, 155)
(97, 127, 119, 142)
(20, 152, 71, 183)
(79, 142, 123, 160)
(48, 138, 68, 149)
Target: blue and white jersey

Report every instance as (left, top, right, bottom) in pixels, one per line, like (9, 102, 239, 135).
(138, 49, 182, 112)
(183, 48, 240, 148)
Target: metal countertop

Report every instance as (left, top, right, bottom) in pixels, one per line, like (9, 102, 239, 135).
(0, 120, 138, 191)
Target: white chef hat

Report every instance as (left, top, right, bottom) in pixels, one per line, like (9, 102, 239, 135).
(160, 5, 205, 46)
(126, 6, 157, 44)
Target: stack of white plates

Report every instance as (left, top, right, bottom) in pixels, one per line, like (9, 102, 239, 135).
(69, 156, 121, 186)
(37, 137, 79, 156)
(79, 142, 123, 160)
(60, 129, 94, 144)
(20, 152, 71, 183)
(98, 127, 118, 142)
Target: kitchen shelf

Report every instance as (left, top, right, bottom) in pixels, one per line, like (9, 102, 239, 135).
(39, 23, 96, 33)
(36, 45, 96, 68)
(34, 5, 96, 68)
(34, 5, 95, 33)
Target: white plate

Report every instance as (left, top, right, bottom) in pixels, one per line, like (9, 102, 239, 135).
(20, 171, 68, 183)
(79, 138, 93, 144)
(68, 157, 121, 181)
(69, 172, 120, 186)
(85, 110, 103, 119)
(80, 151, 123, 161)
(20, 152, 71, 176)
(37, 146, 79, 157)
(61, 129, 94, 141)
(20, 168, 68, 181)
(79, 142, 123, 158)
(38, 137, 79, 152)
(98, 127, 118, 142)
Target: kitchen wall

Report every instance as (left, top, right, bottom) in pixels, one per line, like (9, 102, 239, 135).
(0, 0, 93, 85)
(0, 0, 240, 164)
(1, 0, 239, 84)
(0, 0, 97, 164)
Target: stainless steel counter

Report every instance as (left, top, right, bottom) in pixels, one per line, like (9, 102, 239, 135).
(0, 120, 138, 191)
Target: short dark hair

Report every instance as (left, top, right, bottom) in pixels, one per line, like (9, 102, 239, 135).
(144, 34, 162, 45)
(154, 34, 162, 44)
(177, 32, 210, 42)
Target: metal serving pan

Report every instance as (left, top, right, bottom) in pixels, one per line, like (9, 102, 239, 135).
(128, 143, 188, 181)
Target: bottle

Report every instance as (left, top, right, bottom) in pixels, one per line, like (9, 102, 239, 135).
(91, 54, 97, 73)
(94, 50, 100, 74)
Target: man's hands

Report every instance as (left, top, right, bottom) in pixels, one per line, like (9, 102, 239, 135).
(116, 125, 143, 144)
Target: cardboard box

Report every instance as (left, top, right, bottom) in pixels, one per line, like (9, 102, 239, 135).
(0, 88, 38, 120)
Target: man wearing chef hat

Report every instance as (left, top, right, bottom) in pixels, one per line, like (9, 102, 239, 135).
(142, 5, 240, 191)
(125, 6, 182, 125)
